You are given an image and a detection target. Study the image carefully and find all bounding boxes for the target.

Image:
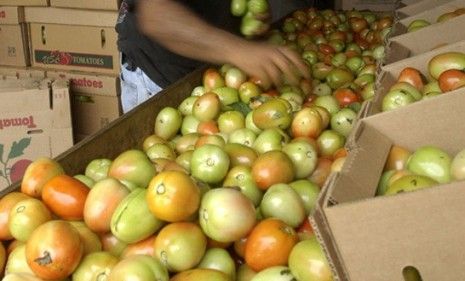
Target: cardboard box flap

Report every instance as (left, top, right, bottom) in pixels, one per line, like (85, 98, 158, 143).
(365, 93, 465, 154)
(0, 6, 24, 24)
(25, 7, 118, 27)
(50, 0, 121, 11)
(0, 0, 48, 6)
(385, 15, 465, 64)
(399, 0, 465, 26)
(325, 183, 465, 281)
(397, 0, 455, 18)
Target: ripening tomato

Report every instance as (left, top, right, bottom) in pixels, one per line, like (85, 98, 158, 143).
(69, 221, 102, 256)
(438, 69, 465, 92)
(384, 145, 411, 171)
(42, 174, 89, 220)
(197, 120, 220, 135)
(245, 218, 298, 272)
(9, 198, 52, 242)
(397, 67, 425, 91)
(72, 251, 119, 281)
(309, 157, 333, 188)
(203, 68, 225, 91)
(121, 235, 157, 258)
(21, 157, 65, 198)
(251, 150, 295, 190)
(193, 92, 222, 122)
(146, 170, 200, 222)
(334, 88, 359, 107)
(26, 220, 83, 280)
(84, 178, 130, 233)
(0, 192, 30, 241)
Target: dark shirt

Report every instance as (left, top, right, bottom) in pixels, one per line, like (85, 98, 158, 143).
(116, 0, 315, 88)
(116, 0, 239, 88)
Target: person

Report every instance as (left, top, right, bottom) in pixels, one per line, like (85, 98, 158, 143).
(116, 0, 313, 113)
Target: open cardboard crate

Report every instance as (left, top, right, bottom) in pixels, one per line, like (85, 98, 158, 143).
(0, 67, 204, 196)
(384, 15, 465, 64)
(396, 0, 455, 18)
(311, 91, 465, 281)
(392, 0, 465, 35)
(367, 39, 465, 116)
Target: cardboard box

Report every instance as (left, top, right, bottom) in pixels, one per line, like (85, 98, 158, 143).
(47, 70, 121, 135)
(335, 0, 399, 11)
(392, 0, 465, 35)
(0, 78, 73, 190)
(0, 66, 205, 196)
(0, 24, 30, 66)
(311, 92, 465, 281)
(384, 15, 465, 64)
(0, 6, 24, 24)
(25, 7, 118, 27)
(0, 66, 45, 79)
(397, 0, 455, 18)
(400, 0, 424, 5)
(50, 0, 121, 11)
(29, 23, 119, 75)
(0, 0, 48, 6)
(368, 39, 465, 115)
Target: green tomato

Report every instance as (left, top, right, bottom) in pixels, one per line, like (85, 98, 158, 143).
(111, 189, 164, 244)
(376, 170, 396, 196)
(314, 95, 340, 115)
(198, 248, 236, 280)
(330, 108, 357, 137)
(178, 96, 198, 116)
(73, 174, 95, 188)
(72, 252, 118, 281)
(317, 129, 346, 158)
(385, 175, 438, 195)
(213, 87, 240, 107)
(191, 144, 230, 184)
(253, 128, 290, 154)
(223, 165, 263, 207)
(155, 107, 182, 140)
(260, 183, 306, 228)
(289, 179, 320, 216)
(382, 89, 415, 112)
(107, 255, 169, 281)
(289, 237, 333, 281)
(282, 140, 318, 179)
(407, 146, 452, 184)
(231, 0, 247, 16)
(251, 266, 296, 281)
(85, 158, 112, 182)
(228, 128, 257, 147)
(181, 115, 201, 135)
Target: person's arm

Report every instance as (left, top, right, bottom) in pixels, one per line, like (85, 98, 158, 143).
(136, 0, 310, 88)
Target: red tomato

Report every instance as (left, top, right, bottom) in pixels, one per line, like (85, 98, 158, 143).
(42, 174, 89, 220)
(334, 88, 360, 107)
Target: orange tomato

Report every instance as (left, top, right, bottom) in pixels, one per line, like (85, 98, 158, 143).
(384, 145, 411, 171)
(245, 218, 298, 272)
(0, 192, 30, 240)
(21, 157, 64, 198)
(121, 235, 156, 259)
(42, 174, 89, 220)
(197, 120, 219, 135)
(146, 170, 200, 222)
(438, 69, 465, 92)
(233, 236, 248, 259)
(252, 151, 295, 190)
(203, 68, 225, 91)
(397, 67, 425, 91)
(334, 88, 360, 108)
(26, 220, 83, 280)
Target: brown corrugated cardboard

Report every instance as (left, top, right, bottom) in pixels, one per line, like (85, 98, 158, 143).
(0, 6, 24, 24)
(0, 0, 48, 6)
(29, 23, 119, 75)
(46, 71, 121, 135)
(400, 0, 424, 4)
(384, 15, 465, 64)
(311, 92, 465, 281)
(0, 24, 29, 66)
(0, 78, 73, 190)
(25, 7, 118, 27)
(335, 0, 399, 11)
(368, 39, 465, 116)
(392, 0, 465, 35)
(397, 0, 455, 18)
(50, 0, 121, 11)
(0, 66, 45, 79)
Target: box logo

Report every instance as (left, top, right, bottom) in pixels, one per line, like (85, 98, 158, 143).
(57, 74, 104, 89)
(35, 50, 113, 69)
(0, 138, 32, 187)
(0, 116, 37, 131)
(0, 11, 5, 18)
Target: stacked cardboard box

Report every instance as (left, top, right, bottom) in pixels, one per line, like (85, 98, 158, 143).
(24, 2, 122, 141)
(0, 77, 73, 191)
(0, 6, 29, 67)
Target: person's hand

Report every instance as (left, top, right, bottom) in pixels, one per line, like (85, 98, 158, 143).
(229, 41, 311, 89)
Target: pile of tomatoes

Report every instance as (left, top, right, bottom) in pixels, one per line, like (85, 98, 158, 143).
(0, 7, 398, 281)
